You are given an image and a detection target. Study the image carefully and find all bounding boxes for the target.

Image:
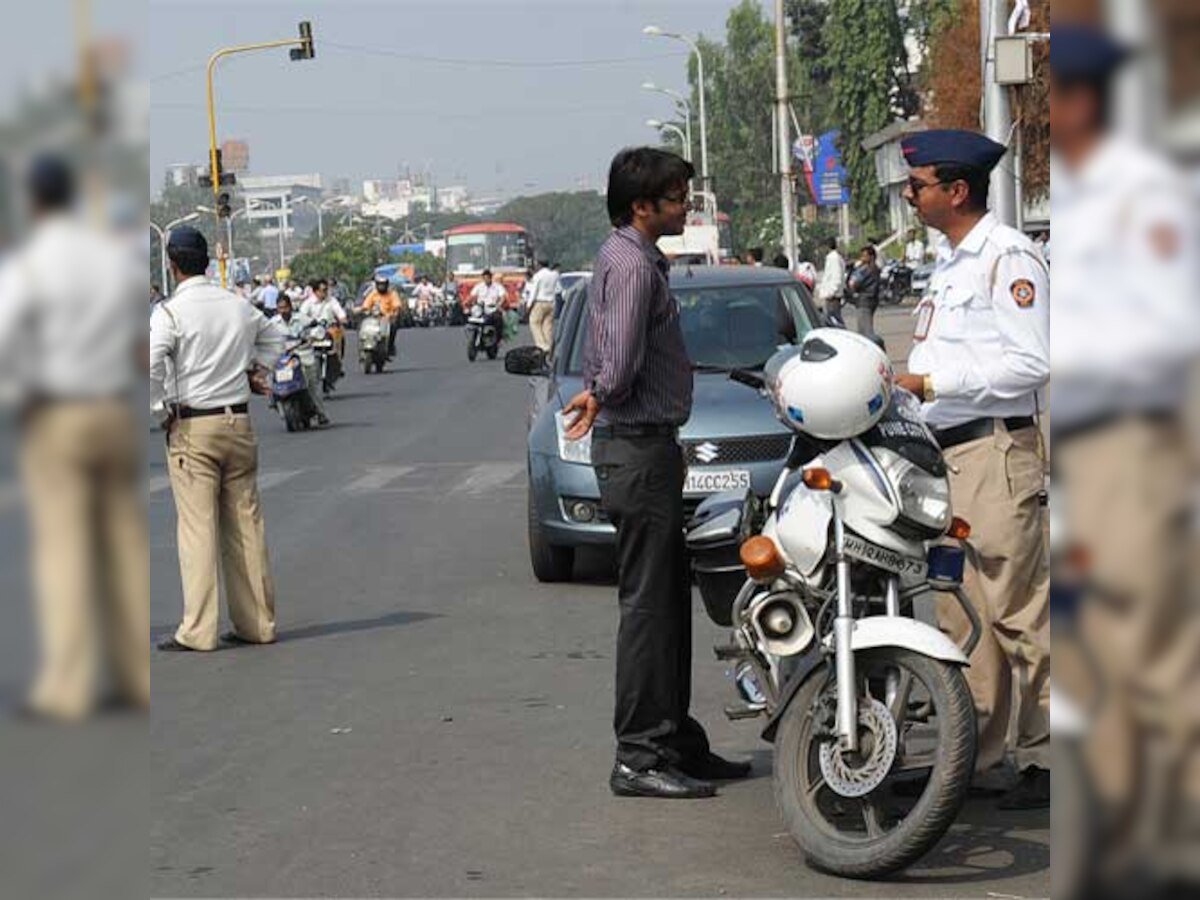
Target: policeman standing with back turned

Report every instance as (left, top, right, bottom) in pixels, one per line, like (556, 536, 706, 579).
(149, 227, 287, 652)
(894, 130, 1051, 809)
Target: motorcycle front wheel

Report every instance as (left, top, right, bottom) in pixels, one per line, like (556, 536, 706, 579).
(773, 648, 975, 878)
(467, 338, 478, 362)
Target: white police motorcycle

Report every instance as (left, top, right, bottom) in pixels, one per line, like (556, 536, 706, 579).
(687, 329, 980, 878)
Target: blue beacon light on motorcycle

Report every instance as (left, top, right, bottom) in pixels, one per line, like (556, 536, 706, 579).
(926, 545, 966, 587)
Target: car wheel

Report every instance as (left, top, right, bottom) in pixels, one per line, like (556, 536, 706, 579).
(528, 485, 574, 582)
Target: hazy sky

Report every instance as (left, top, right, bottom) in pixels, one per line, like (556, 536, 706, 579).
(149, 0, 751, 199)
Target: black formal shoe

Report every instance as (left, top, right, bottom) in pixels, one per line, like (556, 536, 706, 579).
(609, 762, 716, 799)
(997, 766, 1050, 810)
(156, 636, 200, 652)
(677, 751, 752, 781)
(220, 630, 272, 647)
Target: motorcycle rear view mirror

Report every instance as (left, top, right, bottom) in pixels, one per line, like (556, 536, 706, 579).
(504, 345, 549, 377)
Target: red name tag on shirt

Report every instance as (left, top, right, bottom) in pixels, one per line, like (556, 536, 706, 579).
(913, 297, 935, 342)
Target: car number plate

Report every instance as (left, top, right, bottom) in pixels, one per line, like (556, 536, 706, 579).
(843, 533, 928, 578)
(684, 468, 751, 495)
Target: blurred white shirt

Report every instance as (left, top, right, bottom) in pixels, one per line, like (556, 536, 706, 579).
(299, 296, 347, 324)
(1052, 135, 1200, 425)
(816, 249, 845, 301)
(528, 266, 561, 303)
(149, 276, 286, 410)
(0, 214, 143, 401)
(470, 281, 507, 313)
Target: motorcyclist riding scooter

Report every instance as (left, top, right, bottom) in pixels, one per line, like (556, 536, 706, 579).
(359, 275, 405, 360)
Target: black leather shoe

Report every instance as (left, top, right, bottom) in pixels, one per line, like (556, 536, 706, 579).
(677, 751, 752, 781)
(220, 630, 272, 647)
(156, 636, 198, 652)
(609, 762, 716, 799)
(997, 766, 1050, 810)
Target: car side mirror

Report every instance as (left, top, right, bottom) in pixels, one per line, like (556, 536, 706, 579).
(505, 345, 548, 377)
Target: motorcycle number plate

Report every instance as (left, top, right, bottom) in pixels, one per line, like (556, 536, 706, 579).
(684, 468, 751, 496)
(843, 533, 928, 578)
(275, 369, 294, 382)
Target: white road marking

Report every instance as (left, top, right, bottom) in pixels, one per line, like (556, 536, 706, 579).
(345, 465, 416, 492)
(257, 469, 305, 491)
(453, 463, 524, 496)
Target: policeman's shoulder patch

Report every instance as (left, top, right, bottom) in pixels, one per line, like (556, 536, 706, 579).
(1010, 279, 1036, 308)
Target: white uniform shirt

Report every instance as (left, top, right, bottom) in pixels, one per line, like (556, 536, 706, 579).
(0, 215, 143, 401)
(907, 212, 1049, 429)
(470, 281, 507, 313)
(904, 238, 926, 266)
(299, 295, 347, 324)
(1051, 136, 1200, 425)
(816, 249, 845, 302)
(528, 266, 561, 303)
(149, 276, 287, 410)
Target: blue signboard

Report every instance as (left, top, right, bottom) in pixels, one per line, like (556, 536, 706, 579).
(796, 129, 851, 208)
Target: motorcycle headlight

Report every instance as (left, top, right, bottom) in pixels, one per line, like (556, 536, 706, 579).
(873, 447, 951, 534)
(554, 411, 592, 465)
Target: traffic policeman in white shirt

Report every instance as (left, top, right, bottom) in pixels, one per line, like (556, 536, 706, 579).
(0, 154, 149, 719)
(149, 227, 287, 652)
(894, 129, 1051, 809)
(526, 259, 561, 352)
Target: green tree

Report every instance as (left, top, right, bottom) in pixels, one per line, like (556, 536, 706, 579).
(824, 0, 909, 230)
(494, 191, 611, 270)
(288, 225, 391, 291)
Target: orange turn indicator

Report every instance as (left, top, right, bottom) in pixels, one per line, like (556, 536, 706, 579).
(740, 536, 786, 583)
(948, 517, 971, 540)
(802, 467, 835, 491)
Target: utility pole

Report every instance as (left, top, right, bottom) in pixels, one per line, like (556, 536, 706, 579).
(980, 0, 1016, 227)
(774, 0, 797, 271)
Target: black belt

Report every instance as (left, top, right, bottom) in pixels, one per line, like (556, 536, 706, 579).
(593, 423, 679, 439)
(932, 416, 1034, 450)
(178, 403, 249, 419)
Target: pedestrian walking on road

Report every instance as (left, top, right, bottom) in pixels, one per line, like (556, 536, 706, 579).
(815, 237, 845, 324)
(149, 227, 287, 652)
(527, 259, 560, 352)
(894, 129, 1051, 809)
(0, 154, 149, 719)
(563, 147, 751, 800)
(848, 244, 882, 346)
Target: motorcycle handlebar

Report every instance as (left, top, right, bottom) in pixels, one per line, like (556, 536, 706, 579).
(729, 369, 765, 390)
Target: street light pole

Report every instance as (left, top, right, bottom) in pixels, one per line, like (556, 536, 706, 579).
(642, 82, 693, 166)
(646, 120, 689, 161)
(774, 0, 797, 272)
(979, 0, 1016, 226)
(644, 26, 709, 191)
(204, 21, 315, 288)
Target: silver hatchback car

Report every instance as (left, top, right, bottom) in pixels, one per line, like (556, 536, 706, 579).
(506, 265, 821, 582)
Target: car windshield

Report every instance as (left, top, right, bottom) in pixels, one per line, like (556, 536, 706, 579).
(565, 283, 814, 375)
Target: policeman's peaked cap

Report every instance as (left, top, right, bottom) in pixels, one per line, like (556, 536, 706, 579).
(167, 226, 208, 257)
(900, 129, 1007, 173)
(1050, 24, 1131, 81)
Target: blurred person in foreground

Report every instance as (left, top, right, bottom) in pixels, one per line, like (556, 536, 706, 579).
(0, 155, 148, 719)
(1051, 22, 1200, 886)
(894, 129, 1052, 808)
(149, 227, 286, 652)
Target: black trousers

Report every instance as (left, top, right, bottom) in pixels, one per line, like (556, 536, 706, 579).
(594, 434, 710, 771)
(387, 318, 398, 356)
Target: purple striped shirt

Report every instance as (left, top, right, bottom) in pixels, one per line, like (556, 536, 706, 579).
(582, 226, 693, 427)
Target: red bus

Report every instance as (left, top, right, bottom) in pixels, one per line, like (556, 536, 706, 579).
(444, 222, 533, 310)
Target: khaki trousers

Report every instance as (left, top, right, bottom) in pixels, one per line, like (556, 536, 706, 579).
(936, 423, 1051, 772)
(1056, 417, 1200, 804)
(530, 301, 555, 352)
(166, 413, 276, 651)
(21, 400, 149, 718)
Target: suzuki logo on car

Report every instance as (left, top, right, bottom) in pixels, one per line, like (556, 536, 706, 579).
(695, 442, 720, 464)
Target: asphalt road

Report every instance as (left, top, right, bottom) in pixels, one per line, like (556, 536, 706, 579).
(139, 308, 1049, 897)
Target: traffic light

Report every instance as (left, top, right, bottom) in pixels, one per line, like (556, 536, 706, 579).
(198, 149, 237, 188)
(217, 192, 233, 218)
(290, 21, 315, 60)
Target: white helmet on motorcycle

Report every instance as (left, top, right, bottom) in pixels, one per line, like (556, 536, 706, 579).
(765, 328, 894, 440)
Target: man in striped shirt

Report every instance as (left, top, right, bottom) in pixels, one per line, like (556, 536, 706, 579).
(564, 147, 751, 799)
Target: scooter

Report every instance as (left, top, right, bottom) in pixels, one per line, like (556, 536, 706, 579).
(305, 321, 343, 396)
(357, 314, 389, 374)
(466, 302, 501, 361)
(685, 341, 980, 878)
(271, 340, 321, 432)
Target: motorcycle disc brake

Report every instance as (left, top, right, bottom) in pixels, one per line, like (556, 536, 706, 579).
(818, 696, 898, 798)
